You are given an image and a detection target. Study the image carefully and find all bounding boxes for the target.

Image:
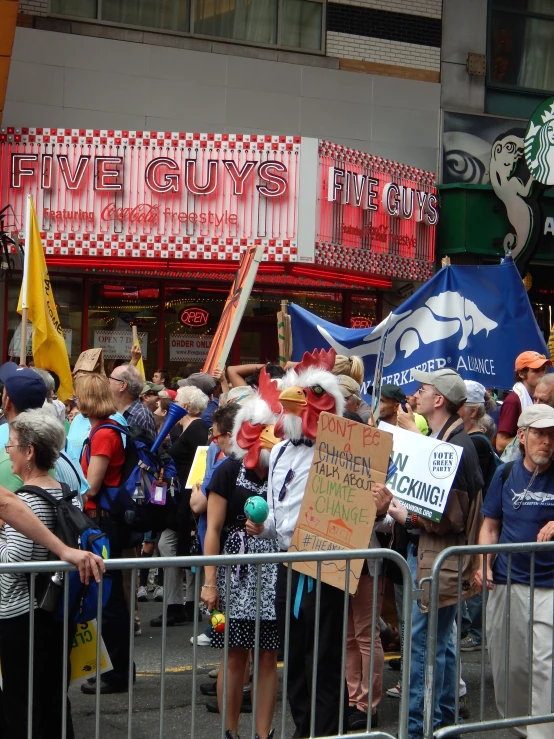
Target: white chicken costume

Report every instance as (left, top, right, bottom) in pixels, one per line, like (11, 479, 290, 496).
(260, 348, 348, 739)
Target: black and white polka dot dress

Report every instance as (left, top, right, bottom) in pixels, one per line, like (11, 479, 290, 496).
(210, 465, 279, 651)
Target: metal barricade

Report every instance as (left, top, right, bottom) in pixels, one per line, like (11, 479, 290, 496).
(0, 547, 414, 739)
(423, 541, 554, 739)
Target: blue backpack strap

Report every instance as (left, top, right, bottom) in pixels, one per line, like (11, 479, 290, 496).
(82, 421, 128, 464)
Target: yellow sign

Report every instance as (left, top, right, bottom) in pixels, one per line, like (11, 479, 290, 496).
(70, 620, 112, 685)
(185, 446, 209, 490)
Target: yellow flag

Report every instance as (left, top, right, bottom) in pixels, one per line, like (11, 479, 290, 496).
(17, 196, 74, 401)
(134, 340, 146, 380)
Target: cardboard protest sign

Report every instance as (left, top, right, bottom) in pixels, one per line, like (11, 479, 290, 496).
(185, 446, 209, 489)
(70, 620, 112, 685)
(73, 348, 106, 376)
(379, 422, 463, 522)
(288, 412, 393, 593)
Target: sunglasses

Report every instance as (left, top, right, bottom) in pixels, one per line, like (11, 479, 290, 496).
(279, 469, 295, 501)
(210, 432, 228, 443)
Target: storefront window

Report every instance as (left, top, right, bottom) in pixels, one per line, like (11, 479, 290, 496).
(5, 275, 83, 367)
(87, 281, 160, 380)
(489, 0, 554, 92)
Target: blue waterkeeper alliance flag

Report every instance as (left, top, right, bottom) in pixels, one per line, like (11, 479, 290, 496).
(290, 258, 549, 395)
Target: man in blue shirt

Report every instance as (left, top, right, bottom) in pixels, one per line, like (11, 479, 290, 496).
(477, 404, 554, 739)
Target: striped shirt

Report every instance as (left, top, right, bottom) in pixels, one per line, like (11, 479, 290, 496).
(0, 487, 61, 619)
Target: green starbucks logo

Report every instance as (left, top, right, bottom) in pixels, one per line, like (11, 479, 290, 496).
(525, 97, 554, 185)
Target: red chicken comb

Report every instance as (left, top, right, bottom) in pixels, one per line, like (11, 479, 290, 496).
(295, 347, 336, 374)
(258, 367, 281, 414)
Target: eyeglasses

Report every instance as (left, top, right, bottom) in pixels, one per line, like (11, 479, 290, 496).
(526, 427, 554, 442)
(109, 376, 125, 383)
(279, 469, 295, 501)
(416, 386, 438, 396)
(4, 444, 25, 451)
(210, 432, 228, 443)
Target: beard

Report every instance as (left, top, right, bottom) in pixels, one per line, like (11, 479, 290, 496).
(529, 451, 552, 466)
(258, 448, 271, 470)
(279, 414, 304, 441)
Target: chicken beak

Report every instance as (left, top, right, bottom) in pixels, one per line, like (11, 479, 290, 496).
(279, 385, 307, 415)
(259, 424, 279, 451)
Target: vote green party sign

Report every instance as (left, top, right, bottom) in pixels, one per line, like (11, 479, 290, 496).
(379, 422, 463, 522)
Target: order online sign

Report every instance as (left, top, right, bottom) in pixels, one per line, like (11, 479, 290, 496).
(379, 422, 463, 522)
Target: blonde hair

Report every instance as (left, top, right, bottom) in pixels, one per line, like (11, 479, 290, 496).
(176, 385, 209, 416)
(332, 355, 364, 385)
(75, 374, 117, 419)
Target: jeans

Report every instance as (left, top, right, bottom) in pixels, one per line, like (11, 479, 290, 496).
(407, 543, 458, 739)
(463, 594, 483, 643)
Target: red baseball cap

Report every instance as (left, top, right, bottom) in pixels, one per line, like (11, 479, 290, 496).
(515, 351, 552, 371)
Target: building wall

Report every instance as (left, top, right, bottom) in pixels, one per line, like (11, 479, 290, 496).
(4, 26, 440, 172)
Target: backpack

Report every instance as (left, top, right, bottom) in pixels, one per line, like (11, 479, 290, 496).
(16, 483, 111, 625)
(470, 432, 503, 495)
(83, 421, 181, 532)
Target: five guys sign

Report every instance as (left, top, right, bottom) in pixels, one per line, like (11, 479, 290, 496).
(0, 129, 301, 260)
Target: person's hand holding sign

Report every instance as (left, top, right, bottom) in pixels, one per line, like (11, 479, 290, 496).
(371, 482, 393, 516)
(388, 497, 409, 523)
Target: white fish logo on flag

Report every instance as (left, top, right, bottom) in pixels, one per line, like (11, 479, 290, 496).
(318, 291, 498, 367)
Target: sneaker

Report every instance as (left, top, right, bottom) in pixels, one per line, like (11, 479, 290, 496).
(388, 657, 402, 671)
(200, 682, 217, 696)
(134, 622, 142, 636)
(137, 586, 148, 602)
(460, 635, 481, 651)
(153, 586, 164, 602)
(386, 682, 401, 699)
(208, 668, 219, 679)
(458, 696, 470, 720)
(191, 633, 212, 646)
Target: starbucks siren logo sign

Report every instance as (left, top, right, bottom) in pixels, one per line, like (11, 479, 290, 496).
(525, 97, 554, 186)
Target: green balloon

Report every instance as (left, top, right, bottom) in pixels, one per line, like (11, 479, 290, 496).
(244, 496, 269, 524)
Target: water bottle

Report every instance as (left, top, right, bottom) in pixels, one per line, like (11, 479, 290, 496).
(132, 482, 145, 505)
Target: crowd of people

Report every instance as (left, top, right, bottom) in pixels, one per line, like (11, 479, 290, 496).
(0, 346, 552, 739)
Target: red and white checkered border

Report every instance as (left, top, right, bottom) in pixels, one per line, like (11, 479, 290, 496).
(316, 243, 434, 281)
(1, 128, 301, 153)
(319, 140, 436, 187)
(12, 232, 298, 262)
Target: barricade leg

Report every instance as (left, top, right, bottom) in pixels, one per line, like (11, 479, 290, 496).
(529, 587, 554, 739)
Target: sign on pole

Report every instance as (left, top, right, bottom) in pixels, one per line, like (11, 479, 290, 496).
(379, 421, 463, 522)
(202, 242, 265, 374)
(288, 412, 392, 593)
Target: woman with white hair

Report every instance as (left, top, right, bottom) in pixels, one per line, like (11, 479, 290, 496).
(150, 385, 210, 627)
(0, 408, 75, 738)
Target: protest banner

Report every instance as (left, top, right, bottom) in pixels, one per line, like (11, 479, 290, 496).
(93, 330, 147, 359)
(379, 421, 463, 522)
(202, 242, 265, 374)
(288, 412, 392, 593)
(185, 446, 209, 489)
(18, 195, 74, 400)
(69, 620, 112, 685)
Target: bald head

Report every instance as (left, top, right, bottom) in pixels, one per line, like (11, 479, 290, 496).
(533, 373, 554, 407)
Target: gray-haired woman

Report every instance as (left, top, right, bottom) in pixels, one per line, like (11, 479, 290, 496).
(0, 408, 75, 739)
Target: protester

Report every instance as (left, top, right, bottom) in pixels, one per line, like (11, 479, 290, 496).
(533, 373, 554, 406)
(227, 363, 284, 388)
(335, 375, 371, 423)
(110, 363, 157, 443)
(476, 404, 554, 739)
(388, 368, 483, 739)
(378, 383, 428, 434)
(140, 382, 163, 413)
(152, 368, 171, 389)
(496, 352, 551, 454)
(178, 373, 219, 426)
(0, 409, 74, 738)
(76, 373, 132, 694)
(150, 385, 209, 627)
(202, 370, 281, 739)
(332, 354, 365, 384)
(189, 403, 239, 650)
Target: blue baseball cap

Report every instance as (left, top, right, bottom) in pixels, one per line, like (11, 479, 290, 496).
(0, 363, 48, 412)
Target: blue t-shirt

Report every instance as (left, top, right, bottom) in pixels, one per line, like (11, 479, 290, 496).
(482, 459, 554, 587)
(0, 424, 8, 451)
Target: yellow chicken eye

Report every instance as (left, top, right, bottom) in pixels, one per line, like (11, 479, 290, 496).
(310, 385, 324, 396)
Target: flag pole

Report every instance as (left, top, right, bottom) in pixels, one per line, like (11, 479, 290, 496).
(20, 195, 32, 364)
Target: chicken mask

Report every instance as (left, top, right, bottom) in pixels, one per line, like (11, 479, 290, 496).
(275, 348, 345, 441)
